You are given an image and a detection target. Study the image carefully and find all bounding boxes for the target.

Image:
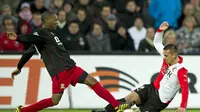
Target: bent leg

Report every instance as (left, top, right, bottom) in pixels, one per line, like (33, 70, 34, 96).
(104, 91, 141, 112)
(124, 91, 141, 104)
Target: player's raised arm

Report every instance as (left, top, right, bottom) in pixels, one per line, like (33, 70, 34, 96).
(7, 32, 45, 44)
(11, 45, 36, 79)
(176, 68, 189, 112)
(153, 22, 169, 57)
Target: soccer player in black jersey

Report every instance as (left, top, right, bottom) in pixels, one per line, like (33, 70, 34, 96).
(7, 11, 131, 112)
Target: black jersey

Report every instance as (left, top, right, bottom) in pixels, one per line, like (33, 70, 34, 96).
(17, 28, 76, 77)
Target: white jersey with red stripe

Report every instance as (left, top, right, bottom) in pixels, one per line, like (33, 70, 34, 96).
(153, 29, 189, 108)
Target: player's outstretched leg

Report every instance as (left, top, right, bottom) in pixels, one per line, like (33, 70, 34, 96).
(92, 91, 141, 112)
(83, 75, 131, 111)
(15, 93, 63, 112)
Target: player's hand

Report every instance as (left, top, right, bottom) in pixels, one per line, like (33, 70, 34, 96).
(159, 21, 169, 31)
(6, 32, 17, 40)
(11, 68, 21, 79)
(176, 107, 186, 112)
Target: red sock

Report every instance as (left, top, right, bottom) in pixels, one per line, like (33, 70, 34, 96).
(21, 98, 53, 112)
(91, 82, 120, 108)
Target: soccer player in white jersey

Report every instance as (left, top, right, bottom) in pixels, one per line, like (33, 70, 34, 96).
(92, 22, 189, 112)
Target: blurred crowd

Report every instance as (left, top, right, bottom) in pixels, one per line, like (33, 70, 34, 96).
(0, 0, 200, 54)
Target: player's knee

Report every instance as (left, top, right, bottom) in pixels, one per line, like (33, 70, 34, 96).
(52, 98, 60, 105)
(86, 75, 98, 87)
(51, 93, 62, 106)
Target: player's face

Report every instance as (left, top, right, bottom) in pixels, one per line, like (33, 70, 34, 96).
(47, 14, 58, 29)
(163, 50, 175, 64)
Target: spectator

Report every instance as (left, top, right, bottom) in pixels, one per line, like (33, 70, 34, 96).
(106, 14, 119, 50)
(92, 0, 109, 17)
(135, 0, 145, 13)
(178, 3, 194, 27)
(86, 22, 111, 52)
(31, 0, 48, 14)
(19, 2, 32, 22)
(117, 0, 138, 28)
(110, 0, 127, 13)
(17, 2, 32, 34)
(16, 0, 33, 13)
(49, 0, 64, 13)
(128, 16, 147, 51)
(76, 8, 90, 35)
(116, 25, 135, 51)
(75, 0, 94, 22)
(94, 4, 111, 33)
(141, 0, 154, 27)
(163, 29, 177, 45)
(0, 4, 18, 26)
(30, 12, 42, 33)
(149, 0, 182, 29)
(138, 27, 156, 53)
(61, 20, 89, 51)
(176, 16, 200, 53)
(62, 0, 76, 21)
(55, 10, 68, 39)
(0, 16, 24, 52)
(18, 20, 31, 34)
(190, 0, 200, 26)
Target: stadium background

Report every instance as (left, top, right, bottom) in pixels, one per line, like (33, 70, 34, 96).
(0, 0, 200, 111)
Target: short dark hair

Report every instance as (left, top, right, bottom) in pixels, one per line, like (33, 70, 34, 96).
(163, 44, 178, 54)
(76, 7, 87, 15)
(41, 11, 55, 23)
(68, 20, 79, 26)
(101, 4, 111, 11)
(92, 22, 102, 29)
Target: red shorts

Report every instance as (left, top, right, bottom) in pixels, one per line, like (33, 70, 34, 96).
(52, 66, 85, 94)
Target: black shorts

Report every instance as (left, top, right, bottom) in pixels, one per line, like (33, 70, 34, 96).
(134, 84, 168, 112)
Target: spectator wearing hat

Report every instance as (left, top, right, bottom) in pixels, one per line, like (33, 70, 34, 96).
(17, 2, 32, 35)
(106, 14, 120, 50)
(19, 2, 33, 22)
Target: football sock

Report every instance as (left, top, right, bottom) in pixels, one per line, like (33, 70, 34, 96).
(21, 98, 53, 112)
(91, 82, 120, 108)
